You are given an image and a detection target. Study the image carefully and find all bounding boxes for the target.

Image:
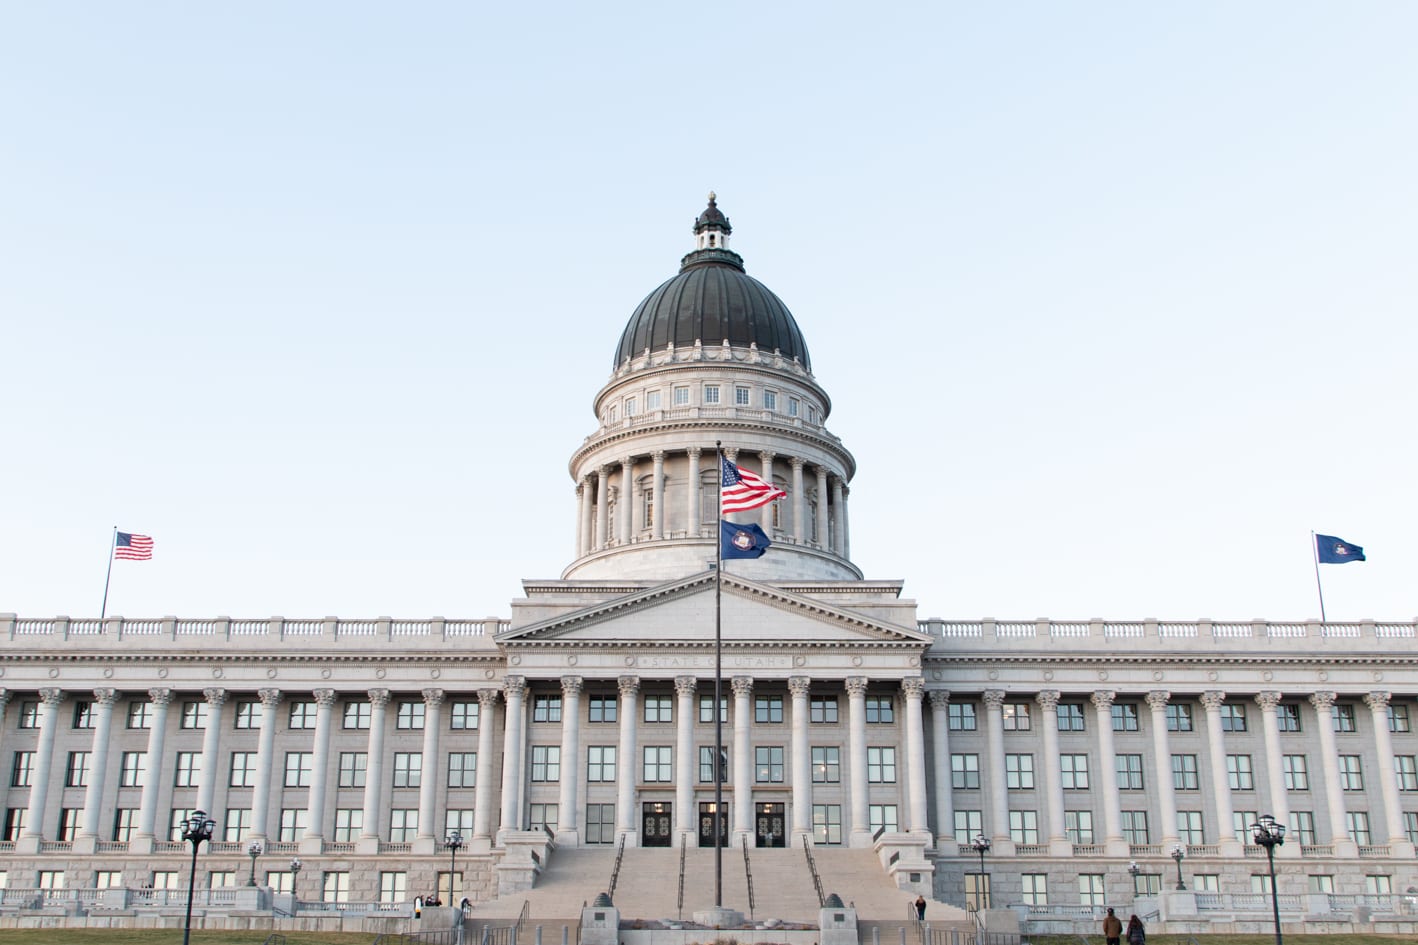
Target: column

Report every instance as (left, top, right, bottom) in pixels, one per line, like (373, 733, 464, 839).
(616, 675, 640, 841)
(78, 688, 119, 841)
(830, 477, 845, 556)
(576, 478, 589, 557)
(840, 484, 851, 560)
(1364, 692, 1415, 856)
(360, 689, 390, 846)
(472, 688, 500, 851)
(686, 447, 702, 538)
(674, 676, 697, 841)
(1253, 692, 1291, 846)
(197, 687, 228, 815)
(1199, 691, 1240, 854)
(251, 689, 281, 841)
(846, 676, 870, 846)
(558, 677, 584, 842)
(20, 688, 64, 844)
(731, 676, 754, 842)
(498, 676, 527, 841)
(1146, 691, 1180, 847)
(135, 688, 173, 846)
(815, 467, 829, 549)
(1090, 690, 1126, 855)
(1310, 691, 1355, 854)
(1028, 691, 1065, 851)
(595, 466, 610, 550)
(414, 688, 445, 849)
(928, 690, 955, 845)
(303, 688, 336, 846)
(902, 677, 929, 835)
(789, 676, 812, 842)
(651, 452, 665, 541)
(619, 458, 634, 544)
(759, 452, 776, 532)
(790, 458, 805, 544)
(982, 691, 1011, 849)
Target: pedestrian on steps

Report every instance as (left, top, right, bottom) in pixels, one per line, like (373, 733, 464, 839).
(915, 895, 927, 920)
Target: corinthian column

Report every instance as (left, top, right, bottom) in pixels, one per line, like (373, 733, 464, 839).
(472, 688, 500, 852)
(929, 690, 955, 846)
(134, 688, 173, 849)
(303, 688, 337, 848)
(790, 458, 806, 543)
(1310, 691, 1356, 855)
(1253, 691, 1291, 845)
(789, 676, 812, 842)
(732, 676, 754, 843)
(1033, 691, 1067, 854)
(675, 676, 697, 841)
(1199, 691, 1240, 854)
(651, 452, 666, 540)
(616, 676, 641, 842)
(416, 688, 445, 849)
(197, 688, 228, 815)
(1090, 691, 1126, 855)
(846, 677, 870, 846)
(1364, 692, 1415, 856)
(498, 676, 527, 843)
(360, 689, 390, 848)
(20, 689, 63, 848)
(558, 677, 584, 843)
(815, 467, 830, 549)
(619, 459, 634, 544)
(686, 448, 703, 538)
(902, 678, 929, 835)
(831, 477, 845, 556)
(78, 689, 119, 843)
(1146, 692, 1181, 848)
(252, 689, 281, 841)
(759, 452, 776, 532)
(595, 466, 610, 550)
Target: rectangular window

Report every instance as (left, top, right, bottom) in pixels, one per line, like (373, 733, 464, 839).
(112, 808, 137, 841)
(380, 872, 407, 903)
(396, 702, 425, 730)
(948, 703, 977, 731)
(1283, 754, 1309, 791)
(1407, 811, 1418, 846)
(586, 804, 616, 845)
(699, 746, 728, 783)
(446, 809, 474, 835)
(590, 695, 618, 723)
(338, 752, 367, 788)
(1177, 810, 1204, 844)
(533, 695, 562, 723)
(343, 701, 370, 730)
(287, 701, 316, 730)
(1172, 754, 1199, 790)
(755, 695, 785, 723)
(17, 701, 40, 729)
(734, 387, 750, 406)
(180, 701, 208, 730)
(284, 752, 313, 788)
(127, 701, 152, 729)
(1332, 704, 1357, 733)
(1166, 703, 1193, 732)
(1227, 754, 1255, 791)
(1339, 755, 1364, 791)
(642, 746, 672, 782)
(393, 752, 423, 788)
(1308, 874, 1334, 894)
(120, 752, 146, 788)
(1009, 809, 1039, 844)
(703, 385, 720, 405)
(810, 697, 838, 723)
(168, 808, 196, 842)
(865, 696, 894, 723)
(755, 746, 785, 783)
(151, 870, 178, 890)
(811, 746, 840, 783)
(11, 752, 35, 788)
(643, 695, 672, 723)
(788, 397, 800, 417)
(1060, 754, 1090, 790)
(234, 701, 262, 729)
(1367, 874, 1393, 895)
(1079, 874, 1105, 907)
(531, 746, 561, 782)
(57, 808, 81, 841)
(646, 389, 661, 410)
(333, 809, 363, 843)
(1117, 754, 1145, 790)
(625, 396, 637, 416)
(1121, 810, 1150, 844)
(3, 808, 26, 841)
(1277, 704, 1302, 732)
(1002, 703, 1031, 730)
(95, 871, 123, 889)
(229, 752, 257, 788)
(1290, 810, 1316, 844)
(954, 809, 983, 843)
(698, 695, 727, 723)
(323, 871, 351, 903)
(528, 803, 558, 831)
(868, 804, 898, 834)
(1233, 810, 1259, 845)
(1396, 755, 1418, 791)
(1220, 704, 1247, 732)
(951, 753, 979, 789)
(174, 751, 199, 788)
(1005, 753, 1035, 790)
(1056, 703, 1085, 732)
(1389, 704, 1411, 733)
(673, 386, 689, 406)
(1021, 874, 1048, 906)
(65, 751, 90, 788)
(1065, 810, 1095, 844)
(812, 804, 843, 845)
(1251, 873, 1273, 895)
(763, 390, 777, 411)
(868, 746, 897, 783)
(587, 746, 617, 782)
(388, 810, 418, 843)
(224, 808, 251, 843)
(448, 753, 477, 788)
(72, 701, 94, 729)
(1111, 703, 1140, 732)
(450, 701, 479, 730)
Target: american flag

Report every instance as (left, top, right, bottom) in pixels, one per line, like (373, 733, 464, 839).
(114, 532, 153, 560)
(720, 457, 786, 513)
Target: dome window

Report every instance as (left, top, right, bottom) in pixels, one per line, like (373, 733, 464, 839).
(764, 390, 777, 411)
(703, 385, 720, 405)
(788, 397, 800, 417)
(626, 397, 638, 417)
(647, 390, 661, 410)
(673, 387, 690, 406)
(734, 387, 750, 407)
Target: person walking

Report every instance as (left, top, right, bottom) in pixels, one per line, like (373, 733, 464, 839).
(1102, 907, 1122, 945)
(915, 895, 927, 921)
(1126, 914, 1146, 945)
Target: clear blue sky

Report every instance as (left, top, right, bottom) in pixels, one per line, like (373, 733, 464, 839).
(3, 3, 1413, 623)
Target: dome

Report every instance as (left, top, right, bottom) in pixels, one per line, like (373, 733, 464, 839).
(613, 197, 812, 370)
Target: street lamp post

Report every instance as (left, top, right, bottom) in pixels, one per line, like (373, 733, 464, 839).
(445, 830, 464, 904)
(290, 857, 302, 914)
(179, 809, 216, 945)
(970, 834, 991, 912)
(246, 839, 263, 887)
(1252, 814, 1286, 945)
(1170, 843, 1186, 891)
(1127, 861, 1141, 901)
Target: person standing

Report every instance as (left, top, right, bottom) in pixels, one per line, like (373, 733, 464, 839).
(915, 895, 927, 920)
(1126, 914, 1146, 945)
(1102, 907, 1122, 945)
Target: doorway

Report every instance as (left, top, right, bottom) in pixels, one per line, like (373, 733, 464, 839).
(698, 802, 729, 847)
(755, 802, 786, 847)
(642, 802, 672, 847)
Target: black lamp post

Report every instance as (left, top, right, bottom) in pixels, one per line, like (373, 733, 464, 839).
(290, 857, 302, 914)
(246, 839, 263, 887)
(970, 834, 991, 912)
(1170, 843, 1186, 891)
(1252, 813, 1286, 945)
(445, 830, 464, 904)
(179, 809, 216, 945)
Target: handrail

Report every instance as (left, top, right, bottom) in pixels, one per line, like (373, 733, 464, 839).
(677, 833, 687, 920)
(515, 898, 531, 940)
(741, 835, 755, 921)
(907, 901, 925, 945)
(801, 834, 825, 907)
(607, 833, 626, 902)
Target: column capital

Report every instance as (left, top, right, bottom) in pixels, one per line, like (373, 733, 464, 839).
(477, 688, 501, 708)
(148, 687, 173, 707)
(618, 675, 641, 697)
(790, 456, 805, 471)
(1309, 690, 1337, 710)
(1090, 690, 1116, 710)
(687, 445, 702, 459)
(1200, 690, 1227, 710)
(204, 687, 228, 707)
(39, 687, 64, 707)
(652, 450, 665, 463)
(0, 689, 9, 712)
(561, 676, 585, 696)
(1031, 690, 1058, 711)
(983, 689, 1007, 709)
(314, 688, 338, 707)
(759, 450, 775, 463)
(366, 688, 390, 708)
(675, 675, 698, 697)
(1254, 691, 1283, 711)
(901, 677, 925, 699)
(731, 676, 754, 698)
(928, 689, 951, 709)
(93, 688, 118, 707)
(504, 676, 527, 699)
(1363, 691, 1391, 711)
(845, 676, 869, 697)
(1145, 690, 1172, 710)
(259, 688, 282, 708)
(422, 688, 445, 707)
(788, 676, 812, 698)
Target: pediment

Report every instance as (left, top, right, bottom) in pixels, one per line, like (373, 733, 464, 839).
(498, 571, 931, 648)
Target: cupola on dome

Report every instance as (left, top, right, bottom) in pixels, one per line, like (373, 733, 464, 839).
(613, 195, 811, 370)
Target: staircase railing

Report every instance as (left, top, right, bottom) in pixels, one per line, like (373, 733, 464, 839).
(907, 901, 925, 945)
(607, 833, 627, 902)
(741, 835, 755, 920)
(677, 833, 687, 919)
(801, 834, 825, 907)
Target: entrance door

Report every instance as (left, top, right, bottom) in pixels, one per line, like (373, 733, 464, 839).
(698, 802, 729, 847)
(755, 803, 786, 848)
(642, 802, 672, 847)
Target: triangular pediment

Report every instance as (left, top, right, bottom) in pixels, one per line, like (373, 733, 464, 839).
(498, 571, 931, 648)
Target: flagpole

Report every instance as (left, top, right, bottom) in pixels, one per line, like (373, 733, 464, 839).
(1311, 531, 1328, 625)
(100, 526, 118, 623)
(713, 440, 724, 908)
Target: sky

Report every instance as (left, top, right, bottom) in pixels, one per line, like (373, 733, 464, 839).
(2, 3, 1414, 624)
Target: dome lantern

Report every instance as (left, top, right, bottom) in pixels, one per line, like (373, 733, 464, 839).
(693, 191, 732, 251)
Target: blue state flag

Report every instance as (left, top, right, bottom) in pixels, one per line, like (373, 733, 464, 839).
(721, 521, 771, 559)
(1316, 534, 1365, 564)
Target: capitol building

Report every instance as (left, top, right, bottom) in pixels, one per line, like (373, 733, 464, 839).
(2, 198, 1416, 936)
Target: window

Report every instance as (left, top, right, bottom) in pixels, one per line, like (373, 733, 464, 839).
(1347, 811, 1372, 845)
(1005, 753, 1035, 790)
(951, 753, 979, 789)
(533, 695, 562, 723)
(448, 752, 477, 788)
(343, 701, 370, 730)
(528, 803, 558, 831)
(1166, 703, 1193, 732)
(333, 809, 363, 843)
(606, 405, 616, 423)
(810, 697, 838, 723)
(1396, 755, 1418, 791)
(393, 752, 423, 788)
(168, 808, 196, 842)
(150, 871, 178, 890)
(120, 752, 146, 788)
(1407, 811, 1418, 846)
(112, 808, 137, 841)
(586, 804, 616, 844)
(755, 746, 785, 783)
(57, 808, 81, 841)
(1056, 703, 1085, 732)
(643, 696, 672, 723)
(1251, 873, 1273, 895)
(1277, 704, 1302, 732)
(1308, 874, 1334, 894)
(380, 872, 407, 903)
(865, 696, 894, 723)
(673, 387, 689, 406)
(446, 809, 474, 835)
(180, 701, 208, 730)
(3, 808, 26, 841)
(1389, 704, 1411, 733)
(699, 746, 728, 783)
(34, 870, 64, 891)
(174, 751, 199, 787)
(1220, 704, 1247, 732)
(1331, 703, 1357, 733)
(590, 695, 618, 723)
(703, 385, 720, 405)
(224, 808, 251, 842)
(1111, 703, 1140, 732)
(1121, 810, 1150, 844)
(698, 696, 726, 723)
(1172, 754, 1199, 790)
(388, 810, 418, 842)
(1227, 754, 1255, 791)
(18, 701, 40, 729)
(1366, 874, 1393, 895)
(1065, 810, 1094, 844)
(1021, 874, 1048, 906)
(788, 397, 800, 417)
(646, 389, 661, 410)
(323, 871, 351, 903)
(1117, 754, 1144, 790)
(642, 746, 671, 782)
(450, 702, 479, 730)
(65, 751, 90, 788)
(1290, 810, 1316, 844)
(1193, 874, 1220, 893)
(338, 752, 367, 788)
(1283, 754, 1309, 791)
(284, 752, 312, 788)
(755, 695, 785, 723)
(1009, 810, 1039, 844)
(625, 396, 637, 416)
(127, 701, 152, 729)
(965, 872, 990, 910)
(396, 702, 425, 730)
(813, 804, 842, 845)
(1177, 811, 1204, 845)
(1339, 755, 1364, 791)
(948, 703, 976, 731)
(868, 746, 897, 783)
(72, 701, 94, 729)
(734, 387, 750, 406)
(287, 701, 316, 730)
(1002, 703, 1031, 730)
(95, 871, 123, 889)
(811, 746, 840, 783)
(229, 752, 257, 788)
(531, 746, 561, 782)
(234, 701, 262, 729)
(1060, 754, 1090, 790)
(578, 745, 614, 783)
(954, 810, 983, 843)
(869, 804, 898, 834)
(1079, 874, 1105, 908)
(11, 752, 35, 787)
(1233, 810, 1258, 844)
(763, 390, 777, 411)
